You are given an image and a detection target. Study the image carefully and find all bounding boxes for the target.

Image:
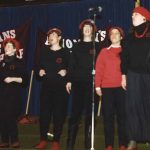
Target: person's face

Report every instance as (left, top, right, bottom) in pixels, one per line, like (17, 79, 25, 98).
(132, 12, 146, 27)
(4, 42, 16, 56)
(83, 24, 93, 37)
(109, 29, 122, 44)
(48, 32, 61, 45)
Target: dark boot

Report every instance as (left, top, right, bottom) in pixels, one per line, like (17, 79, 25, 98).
(85, 125, 91, 150)
(66, 125, 78, 150)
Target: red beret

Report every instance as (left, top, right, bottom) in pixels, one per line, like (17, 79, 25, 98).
(108, 27, 124, 38)
(79, 19, 97, 32)
(47, 28, 62, 36)
(3, 38, 20, 52)
(133, 6, 150, 21)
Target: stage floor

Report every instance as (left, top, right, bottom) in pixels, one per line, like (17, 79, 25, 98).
(17, 117, 150, 150)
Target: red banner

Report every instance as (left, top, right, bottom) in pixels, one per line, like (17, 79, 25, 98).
(0, 20, 31, 62)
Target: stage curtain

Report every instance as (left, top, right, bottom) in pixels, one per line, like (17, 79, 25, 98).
(0, 0, 149, 115)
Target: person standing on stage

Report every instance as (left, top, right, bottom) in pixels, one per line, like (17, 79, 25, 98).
(121, 6, 150, 150)
(95, 27, 127, 150)
(35, 28, 69, 150)
(66, 19, 100, 150)
(0, 38, 28, 148)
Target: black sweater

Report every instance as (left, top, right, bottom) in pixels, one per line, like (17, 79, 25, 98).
(121, 22, 150, 75)
(0, 56, 28, 119)
(39, 46, 70, 86)
(0, 56, 28, 87)
(68, 41, 100, 82)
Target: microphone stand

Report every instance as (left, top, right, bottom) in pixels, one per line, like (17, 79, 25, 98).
(90, 12, 97, 150)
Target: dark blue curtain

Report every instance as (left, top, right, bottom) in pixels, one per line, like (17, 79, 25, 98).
(0, 0, 149, 115)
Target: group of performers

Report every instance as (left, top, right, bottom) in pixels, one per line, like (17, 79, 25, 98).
(0, 5, 150, 150)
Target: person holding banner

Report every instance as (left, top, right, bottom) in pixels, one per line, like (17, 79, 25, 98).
(66, 19, 100, 150)
(121, 6, 150, 150)
(95, 27, 127, 150)
(0, 38, 28, 148)
(35, 28, 69, 150)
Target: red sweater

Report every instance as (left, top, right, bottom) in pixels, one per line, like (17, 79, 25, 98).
(95, 46, 122, 88)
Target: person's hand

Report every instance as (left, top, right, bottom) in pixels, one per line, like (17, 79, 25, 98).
(66, 82, 72, 94)
(58, 69, 67, 77)
(121, 75, 127, 90)
(96, 88, 102, 96)
(4, 77, 13, 83)
(39, 69, 46, 77)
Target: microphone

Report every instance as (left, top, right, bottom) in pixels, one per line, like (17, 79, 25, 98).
(88, 6, 102, 13)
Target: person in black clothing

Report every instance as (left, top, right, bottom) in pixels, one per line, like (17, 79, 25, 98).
(95, 27, 127, 150)
(0, 38, 28, 148)
(66, 19, 100, 150)
(121, 6, 150, 150)
(35, 28, 69, 150)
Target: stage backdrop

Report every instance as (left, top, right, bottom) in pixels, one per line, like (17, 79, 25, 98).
(0, 0, 149, 115)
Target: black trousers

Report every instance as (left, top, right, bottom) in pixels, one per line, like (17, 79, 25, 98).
(0, 87, 21, 144)
(67, 81, 98, 150)
(101, 87, 127, 147)
(39, 83, 68, 142)
(0, 118, 18, 143)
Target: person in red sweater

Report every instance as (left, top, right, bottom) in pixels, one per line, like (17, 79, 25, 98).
(95, 27, 127, 150)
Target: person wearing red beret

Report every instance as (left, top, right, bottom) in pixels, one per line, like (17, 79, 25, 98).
(95, 27, 127, 150)
(121, 6, 150, 150)
(0, 38, 28, 148)
(66, 19, 100, 150)
(35, 28, 69, 150)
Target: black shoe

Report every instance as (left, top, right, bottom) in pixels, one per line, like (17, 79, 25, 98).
(66, 144, 74, 150)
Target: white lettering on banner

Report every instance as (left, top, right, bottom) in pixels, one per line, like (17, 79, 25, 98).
(2, 31, 11, 40)
(65, 39, 73, 49)
(16, 49, 24, 59)
(46, 29, 106, 49)
(99, 30, 106, 41)
(9, 30, 16, 39)
(73, 39, 78, 43)
(63, 29, 106, 49)
(0, 54, 4, 62)
(1, 30, 16, 40)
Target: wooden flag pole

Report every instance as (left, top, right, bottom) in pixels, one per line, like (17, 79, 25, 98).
(25, 70, 34, 115)
(97, 96, 102, 117)
(19, 70, 36, 124)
